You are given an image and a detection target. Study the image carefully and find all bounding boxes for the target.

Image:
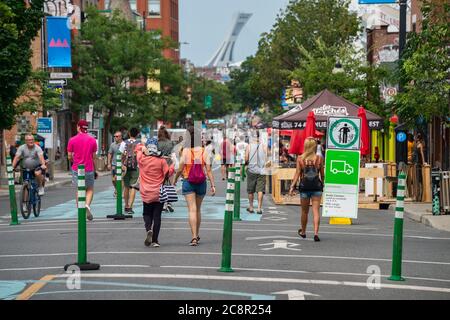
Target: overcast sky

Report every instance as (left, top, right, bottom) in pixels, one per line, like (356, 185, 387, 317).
(179, 0, 362, 66)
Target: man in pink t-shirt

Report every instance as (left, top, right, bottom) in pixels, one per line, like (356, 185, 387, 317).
(67, 120, 97, 221)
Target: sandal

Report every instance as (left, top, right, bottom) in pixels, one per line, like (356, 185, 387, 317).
(189, 238, 199, 246)
(298, 229, 306, 239)
(246, 208, 255, 213)
(196, 236, 200, 243)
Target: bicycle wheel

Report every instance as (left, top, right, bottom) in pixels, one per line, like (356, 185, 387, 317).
(33, 192, 41, 217)
(20, 184, 31, 219)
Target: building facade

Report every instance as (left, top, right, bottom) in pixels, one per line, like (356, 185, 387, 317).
(99, 0, 179, 62)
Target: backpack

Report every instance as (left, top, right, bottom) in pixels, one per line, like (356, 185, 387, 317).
(188, 149, 206, 185)
(299, 158, 323, 192)
(124, 139, 139, 170)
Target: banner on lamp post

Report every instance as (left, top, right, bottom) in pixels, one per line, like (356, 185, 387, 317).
(46, 17, 72, 67)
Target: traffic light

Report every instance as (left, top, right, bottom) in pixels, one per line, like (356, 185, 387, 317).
(204, 95, 212, 108)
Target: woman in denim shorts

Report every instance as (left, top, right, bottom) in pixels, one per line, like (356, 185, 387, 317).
(173, 126, 216, 246)
(289, 137, 324, 242)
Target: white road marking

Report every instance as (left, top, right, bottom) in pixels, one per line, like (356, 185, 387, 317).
(160, 265, 450, 284)
(52, 273, 450, 294)
(272, 289, 320, 300)
(258, 240, 302, 251)
(2, 226, 447, 241)
(0, 265, 150, 272)
(2, 251, 450, 266)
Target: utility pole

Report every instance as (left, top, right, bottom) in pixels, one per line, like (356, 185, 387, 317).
(398, 0, 407, 92)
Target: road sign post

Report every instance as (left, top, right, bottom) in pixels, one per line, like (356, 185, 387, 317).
(219, 167, 235, 272)
(323, 149, 361, 224)
(389, 171, 406, 281)
(6, 156, 20, 226)
(107, 152, 132, 220)
(64, 165, 100, 271)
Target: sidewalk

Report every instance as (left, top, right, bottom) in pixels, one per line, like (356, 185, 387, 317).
(401, 203, 450, 233)
(0, 169, 111, 197)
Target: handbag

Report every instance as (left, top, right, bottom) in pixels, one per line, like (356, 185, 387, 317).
(159, 181, 178, 203)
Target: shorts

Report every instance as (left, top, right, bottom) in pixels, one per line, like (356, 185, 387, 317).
(247, 170, 266, 194)
(72, 170, 95, 188)
(300, 191, 323, 199)
(182, 179, 207, 196)
(123, 169, 139, 187)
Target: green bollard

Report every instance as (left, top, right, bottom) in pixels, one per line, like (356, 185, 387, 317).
(107, 152, 132, 220)
(233, 161, 242, 222)
(64, 164, 100, 271)
(219, 167, 236, 272)
(389, 171, 406, 281)
(6, 156, 19, 226)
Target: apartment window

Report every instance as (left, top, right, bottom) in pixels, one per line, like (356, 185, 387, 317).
(148, 0, 161, 16)
(104, 0, 110, 9)
(129, 0, 137, 12)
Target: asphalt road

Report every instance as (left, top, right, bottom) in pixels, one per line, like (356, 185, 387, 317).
(1, 168, 450, 301)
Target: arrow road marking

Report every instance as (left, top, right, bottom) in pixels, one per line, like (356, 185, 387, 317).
(272, 289, 320, 300)
(258, 240, 302, 251)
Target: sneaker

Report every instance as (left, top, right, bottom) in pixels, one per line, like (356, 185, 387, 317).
(128, 208, 135, 214)
(22, 203, 28, 213)
(38, 187, 45, 196)
(85, 205, 93, 221)
(151, 242, 160, 248)
(144, 230, 153, 247)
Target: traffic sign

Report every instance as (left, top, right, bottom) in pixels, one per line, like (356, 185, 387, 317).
(326, 117, 361, 150)
(396, 132, 407, 143)
(322, 149, 360, 219)
(50, 72, 73, 79)
(48, 79, 67, 86)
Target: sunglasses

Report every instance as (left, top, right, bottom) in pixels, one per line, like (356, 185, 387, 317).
(114, 135, 121, 138)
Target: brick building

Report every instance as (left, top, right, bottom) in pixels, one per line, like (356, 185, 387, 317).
(99, 0, 179, 62)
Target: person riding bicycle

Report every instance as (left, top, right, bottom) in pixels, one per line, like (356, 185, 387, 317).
(12, 134, 47, 196)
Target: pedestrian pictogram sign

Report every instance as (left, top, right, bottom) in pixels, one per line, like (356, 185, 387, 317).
(322, 149, 360, 219)
(326, 117, 361, 150)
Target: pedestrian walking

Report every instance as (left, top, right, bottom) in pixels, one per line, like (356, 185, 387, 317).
(220, 133, 235, 180)
(67, 120, 98, 221)
(289, 137, 324, 242)
(122, 127, 140, 214)
(107, 131, 125, 197)
(173, 126, 216, 246)
(157, 126, 176, 213)
(136, 138, 173, 247)
(235, 135, 248, 164)
(245, 130, 269, 215)
(205, 139, 215, 166)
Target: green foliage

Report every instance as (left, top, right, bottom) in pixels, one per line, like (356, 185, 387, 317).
(250, 0, 360, 106)
(394, 0, 450, 127)
(0, 0, 45, 130)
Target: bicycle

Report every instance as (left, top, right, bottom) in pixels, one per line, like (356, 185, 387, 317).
(19, 167, 42, 219)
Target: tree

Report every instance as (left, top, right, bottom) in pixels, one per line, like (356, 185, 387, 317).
(70, 6, 164, 148)
(0, 0, 45, 131)
(249, 0, 360, 107)
(395, 0, 450, 127)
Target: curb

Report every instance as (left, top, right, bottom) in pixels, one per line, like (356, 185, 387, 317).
(403, 209, 450, 233)
(0, 171, 111, 198)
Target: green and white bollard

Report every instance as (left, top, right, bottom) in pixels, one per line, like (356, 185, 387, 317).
(6, 156, 19, 226)
(107, 152, 132, 220)
(219, 167, 236, 272)
(233, 160, 242, 222)
(64, 164, 100, 271)
(389, 171, 406, 281)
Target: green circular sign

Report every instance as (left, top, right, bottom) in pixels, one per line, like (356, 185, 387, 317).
(329, 119, 359, 148)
